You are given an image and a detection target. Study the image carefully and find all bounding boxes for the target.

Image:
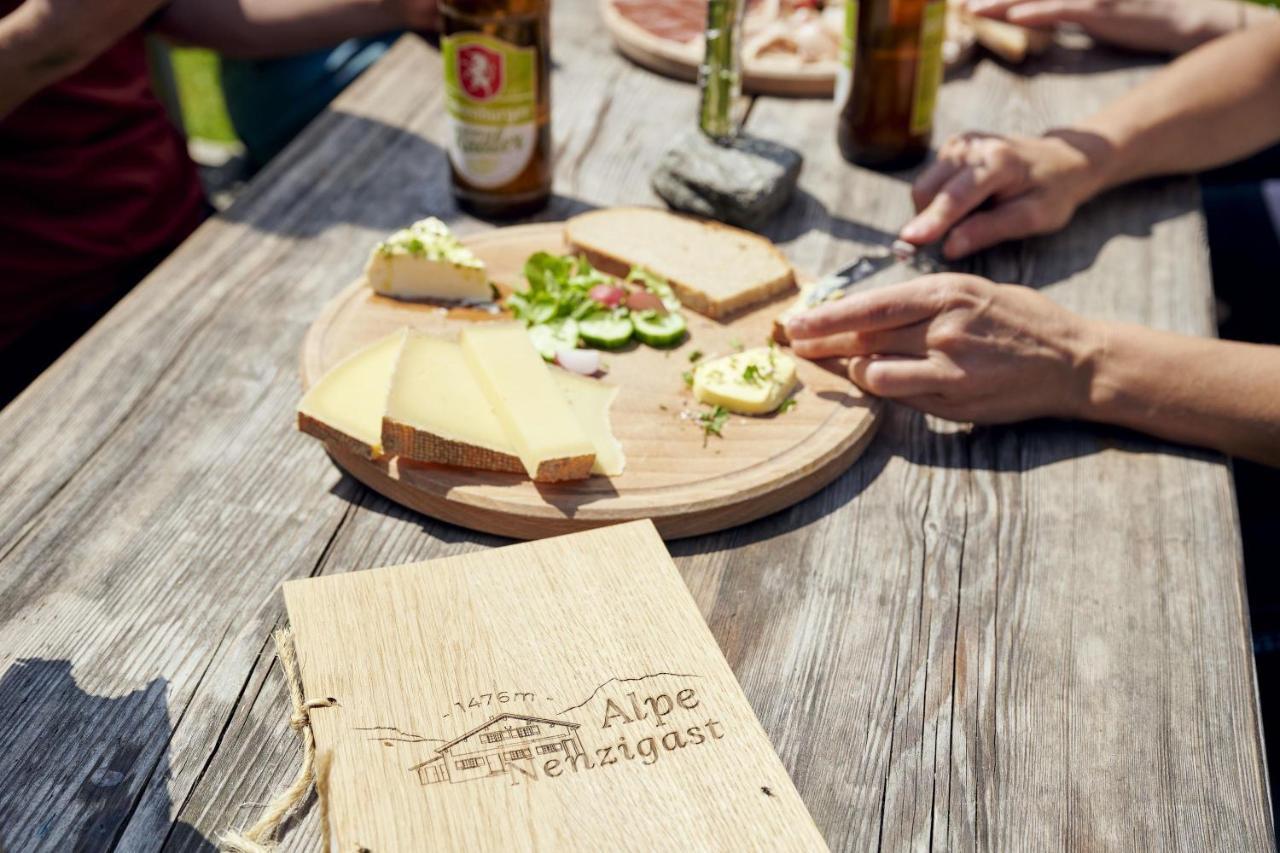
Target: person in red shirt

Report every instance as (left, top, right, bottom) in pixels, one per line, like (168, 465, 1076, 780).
(0, 0, 437, 404)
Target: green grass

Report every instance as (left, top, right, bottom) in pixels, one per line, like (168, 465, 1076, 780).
(169, 47, 238, 143)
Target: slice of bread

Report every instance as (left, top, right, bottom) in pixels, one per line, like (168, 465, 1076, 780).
(565, 207, 796, 319)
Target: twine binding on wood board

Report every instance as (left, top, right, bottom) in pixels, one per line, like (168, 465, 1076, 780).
(221, 629, 336, 853)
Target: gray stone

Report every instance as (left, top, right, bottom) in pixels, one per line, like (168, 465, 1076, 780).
(650, 129, 803, 231)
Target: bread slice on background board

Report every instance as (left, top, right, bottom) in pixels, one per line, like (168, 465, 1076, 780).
(564, 207, 796, 319)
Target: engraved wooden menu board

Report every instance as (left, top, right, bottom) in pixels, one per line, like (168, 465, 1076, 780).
(283, 520, 829, 851)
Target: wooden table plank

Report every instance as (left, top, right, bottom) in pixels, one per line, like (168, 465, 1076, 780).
(0, 5, 1269, 851)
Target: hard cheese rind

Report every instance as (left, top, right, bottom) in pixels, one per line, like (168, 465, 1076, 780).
(381, 332, 525, 474)
(297, 329, 406, 458)
(364, 218, 491, 302)
(461, 324, 597, 482)
(693, 347, 798, 415)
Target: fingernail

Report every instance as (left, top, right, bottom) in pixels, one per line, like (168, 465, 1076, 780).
(900, 220, 927, 241)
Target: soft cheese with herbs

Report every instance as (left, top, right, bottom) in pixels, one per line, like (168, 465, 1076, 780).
(364, 217, 491, 302)
(692, 346, 798, 415)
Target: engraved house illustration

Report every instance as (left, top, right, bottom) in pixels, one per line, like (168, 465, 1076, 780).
(411, 713, 584, 785)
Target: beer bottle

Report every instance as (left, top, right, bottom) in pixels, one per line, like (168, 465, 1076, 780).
(440, 0, 552, 217)
(835, 0, 946, 170)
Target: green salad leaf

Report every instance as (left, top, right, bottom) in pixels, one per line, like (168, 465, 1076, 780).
(505, 252, 689, 359)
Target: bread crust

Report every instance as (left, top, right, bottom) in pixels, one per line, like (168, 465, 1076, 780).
(565, 207, 796, 320)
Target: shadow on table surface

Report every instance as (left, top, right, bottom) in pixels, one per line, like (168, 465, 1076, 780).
(0, 658, 215, 852)
(315, 399, 1194, 555)
(215, 111, 599, 239)
(670, 402, 1207, 553)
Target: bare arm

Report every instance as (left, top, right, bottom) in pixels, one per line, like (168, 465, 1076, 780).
(901, 20, 1280, 256)
(784, 275, 1280, 466)
(1086, 323, 1280, 464)
(0, 0, 167, 120)
(1082, 19, 1280, 189)
(0, 0, 438, 120)
(154, 0, 439, 59)
(965, 0, 1276, 55)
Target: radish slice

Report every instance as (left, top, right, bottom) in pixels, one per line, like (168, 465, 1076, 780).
(555, 348, 601, 375)
(625, 289, 667, 314)
(588, 284, 625, 307)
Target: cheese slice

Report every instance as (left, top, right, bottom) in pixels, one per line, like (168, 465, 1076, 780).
(381, 332, 524, 474)
(553, 369, 626, 477)
(364, 218, 491, 302)
(383, 335, 626, 478)
(297, 329, 407, 458)
(693, 346, 798, 415)
(460, 324, 596, 482)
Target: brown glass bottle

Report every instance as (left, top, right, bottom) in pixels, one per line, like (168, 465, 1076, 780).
(835, 0, 946, 170)
(440, 0, 552, 217)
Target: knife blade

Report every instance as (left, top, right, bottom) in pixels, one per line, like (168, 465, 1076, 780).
(803, 240, 946, 310)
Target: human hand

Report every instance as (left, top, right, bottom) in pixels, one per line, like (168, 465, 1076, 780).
(784, 274, 1102, 423)
(900, 129, 1111, 258)
(963, 0, 1254, 53)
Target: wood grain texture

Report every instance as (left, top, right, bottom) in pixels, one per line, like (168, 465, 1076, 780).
(0, 3, 1269, 851)
(284, 520, 828, 851)
(300, 223, 879, 540)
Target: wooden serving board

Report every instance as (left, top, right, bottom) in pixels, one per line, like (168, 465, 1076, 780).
(300, 222, 879, 540)
(600, 0, 837, 98)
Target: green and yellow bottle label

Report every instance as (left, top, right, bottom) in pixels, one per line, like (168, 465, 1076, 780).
(835, 0, 858, 107)
(442, 32, 537, 188)
(910, 0, 946, 135)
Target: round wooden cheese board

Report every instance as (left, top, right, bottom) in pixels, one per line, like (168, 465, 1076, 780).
(301, 222, 880, 540)
(601, 0, 837, 98)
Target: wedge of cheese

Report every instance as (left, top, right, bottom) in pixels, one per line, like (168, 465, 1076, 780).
(382, 335, 626, 477)
(364, 218, 491, 302)
(554, 370, 626, 477)
(297, 329, 407, 458)
(461, 324, 596, 482)
(381, 332, 525, 474)
(693, 347, 798, 415)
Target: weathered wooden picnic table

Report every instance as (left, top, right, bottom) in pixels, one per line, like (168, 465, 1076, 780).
(0, 2, 1273, 849)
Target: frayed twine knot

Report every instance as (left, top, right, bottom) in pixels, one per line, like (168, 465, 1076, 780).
(220, 630, 336, 853)
(290, 697, 337, 731)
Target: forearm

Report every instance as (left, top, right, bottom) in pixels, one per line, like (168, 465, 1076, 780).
(156, 0, 403, 58)
(1081, 322, 1280, 465)
(1076, 20, 1280, 191)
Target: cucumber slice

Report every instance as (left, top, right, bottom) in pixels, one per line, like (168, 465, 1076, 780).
(579, 311, 634, 349)
(632, 310, 687, 347)
(527, 318, 579, 361)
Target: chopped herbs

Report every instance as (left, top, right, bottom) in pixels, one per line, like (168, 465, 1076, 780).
(682, 370, 695, 388)
(742, 363, 762, 384)
(697, 405, 730, 442)
(375, 218, 484, 268)
(688, 349, 704, 363)
(778, 398, 797, 413)
(729, 338, 744, 352)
